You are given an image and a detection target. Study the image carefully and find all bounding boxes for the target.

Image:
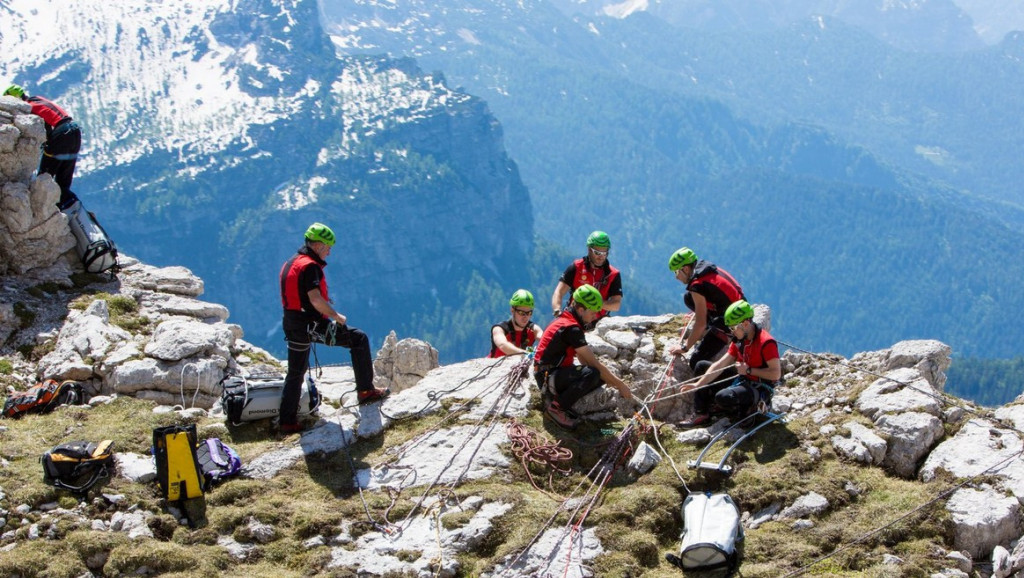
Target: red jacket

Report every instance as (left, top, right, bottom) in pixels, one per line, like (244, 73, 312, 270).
(727, 324, 780, 384)
(280, 247, 329, 323)
(27, 96, 72, 130)
(534, 310, 588, 369)
(559, 257, 622, 320)
(685, 260, 744, 320)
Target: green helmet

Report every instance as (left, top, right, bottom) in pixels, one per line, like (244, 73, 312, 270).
(586, 230, 611, 249)
(572, 284, 603, 312)
(304, 222, 336, 247)
(4, 84, 26, 99)
(668, 247, 697, 272)
(509, 289, 535, 308)
(724, 300, 754, 326)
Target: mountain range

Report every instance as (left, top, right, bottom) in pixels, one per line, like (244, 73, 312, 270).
(2, 0, 1023, 380)
(1, 0, 540, 363)
(320, 0, 1024, 361)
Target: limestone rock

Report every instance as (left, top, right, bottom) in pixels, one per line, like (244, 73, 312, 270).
(920, 420, 1024, 495)
(373, 331, 439, 392)
(109, 356, 228, 399)
(143, 318, 235, 361)
(779, 492, 829, 519)
(832, 421, 887, 465)
(876, 411, 944, 478)
(123, 263, 204, 297)
(37, 299, 132, 381)
(883, 340, 952, 392)
(855, 367, 943, 420)
(947, 487, 1023, 558)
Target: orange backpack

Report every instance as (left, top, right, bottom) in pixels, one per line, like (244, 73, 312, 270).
(2, 379, 83, 418)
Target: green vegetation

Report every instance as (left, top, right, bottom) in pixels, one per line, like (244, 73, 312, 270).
(947, 357, 1024, 407)
(0, 348, 967, 577)
(70, 292, 152, 335)
(12, 302, 36, 329)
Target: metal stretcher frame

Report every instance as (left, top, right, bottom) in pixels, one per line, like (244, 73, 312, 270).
(687, 410, 787, 474)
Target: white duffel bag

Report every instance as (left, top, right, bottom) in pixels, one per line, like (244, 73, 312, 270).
(220, 374, 320, 425)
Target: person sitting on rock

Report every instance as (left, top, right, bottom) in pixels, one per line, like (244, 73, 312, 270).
(680, 300, 781, 427)
(488, 289, 544, 358)
(533, 284, 633, 429)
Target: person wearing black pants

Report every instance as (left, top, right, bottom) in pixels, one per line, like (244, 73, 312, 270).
(533, 284, 633, 429)
(665, 247, 746, 374)
(4, 84, 82, 209)
(680, 300, 781, 427)
(278, 223, 388, 433)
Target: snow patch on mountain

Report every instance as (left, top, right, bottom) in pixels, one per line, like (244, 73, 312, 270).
(1, 1, 309, 172)
(601, 0, 648, 19)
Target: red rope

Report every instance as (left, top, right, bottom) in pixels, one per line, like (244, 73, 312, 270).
(506, 419, 573, 498)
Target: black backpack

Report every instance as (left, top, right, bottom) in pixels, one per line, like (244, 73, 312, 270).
(196, 438, 242, 483)
(41, 439, 115, 499)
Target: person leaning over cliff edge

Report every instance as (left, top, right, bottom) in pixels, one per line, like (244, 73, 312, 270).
(4, 84, 82, 210)
(534, 284, 633, 429)
(679, 300, 781, 427)
(279, 223, 389, 433)
(549, 230, 622, 330)
(488, 289, 544, 358)
(665, 247, 746, 376)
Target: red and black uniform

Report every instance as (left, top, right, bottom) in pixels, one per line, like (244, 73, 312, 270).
(696, 324, 780, 417)
(533, 310, 604, 410)
(488, 319, 541, 358)
(280, 246, 330, 329)
(279, 245, 374, 426)
(26, 95, 81, 209)
(558, 256, 622, 325)
(727, 325, 779, 387)
(684, 260, 745, 373)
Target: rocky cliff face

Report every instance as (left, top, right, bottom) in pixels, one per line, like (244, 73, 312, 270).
(1, 0, 533, 362)
(0, 97, 75, 276)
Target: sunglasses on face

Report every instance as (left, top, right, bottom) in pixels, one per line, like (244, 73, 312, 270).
(590, 249, 608, 257)
(513, 308, 534, 316)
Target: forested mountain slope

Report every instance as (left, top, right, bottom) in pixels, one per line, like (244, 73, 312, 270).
(322, 0, 1024, 363)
